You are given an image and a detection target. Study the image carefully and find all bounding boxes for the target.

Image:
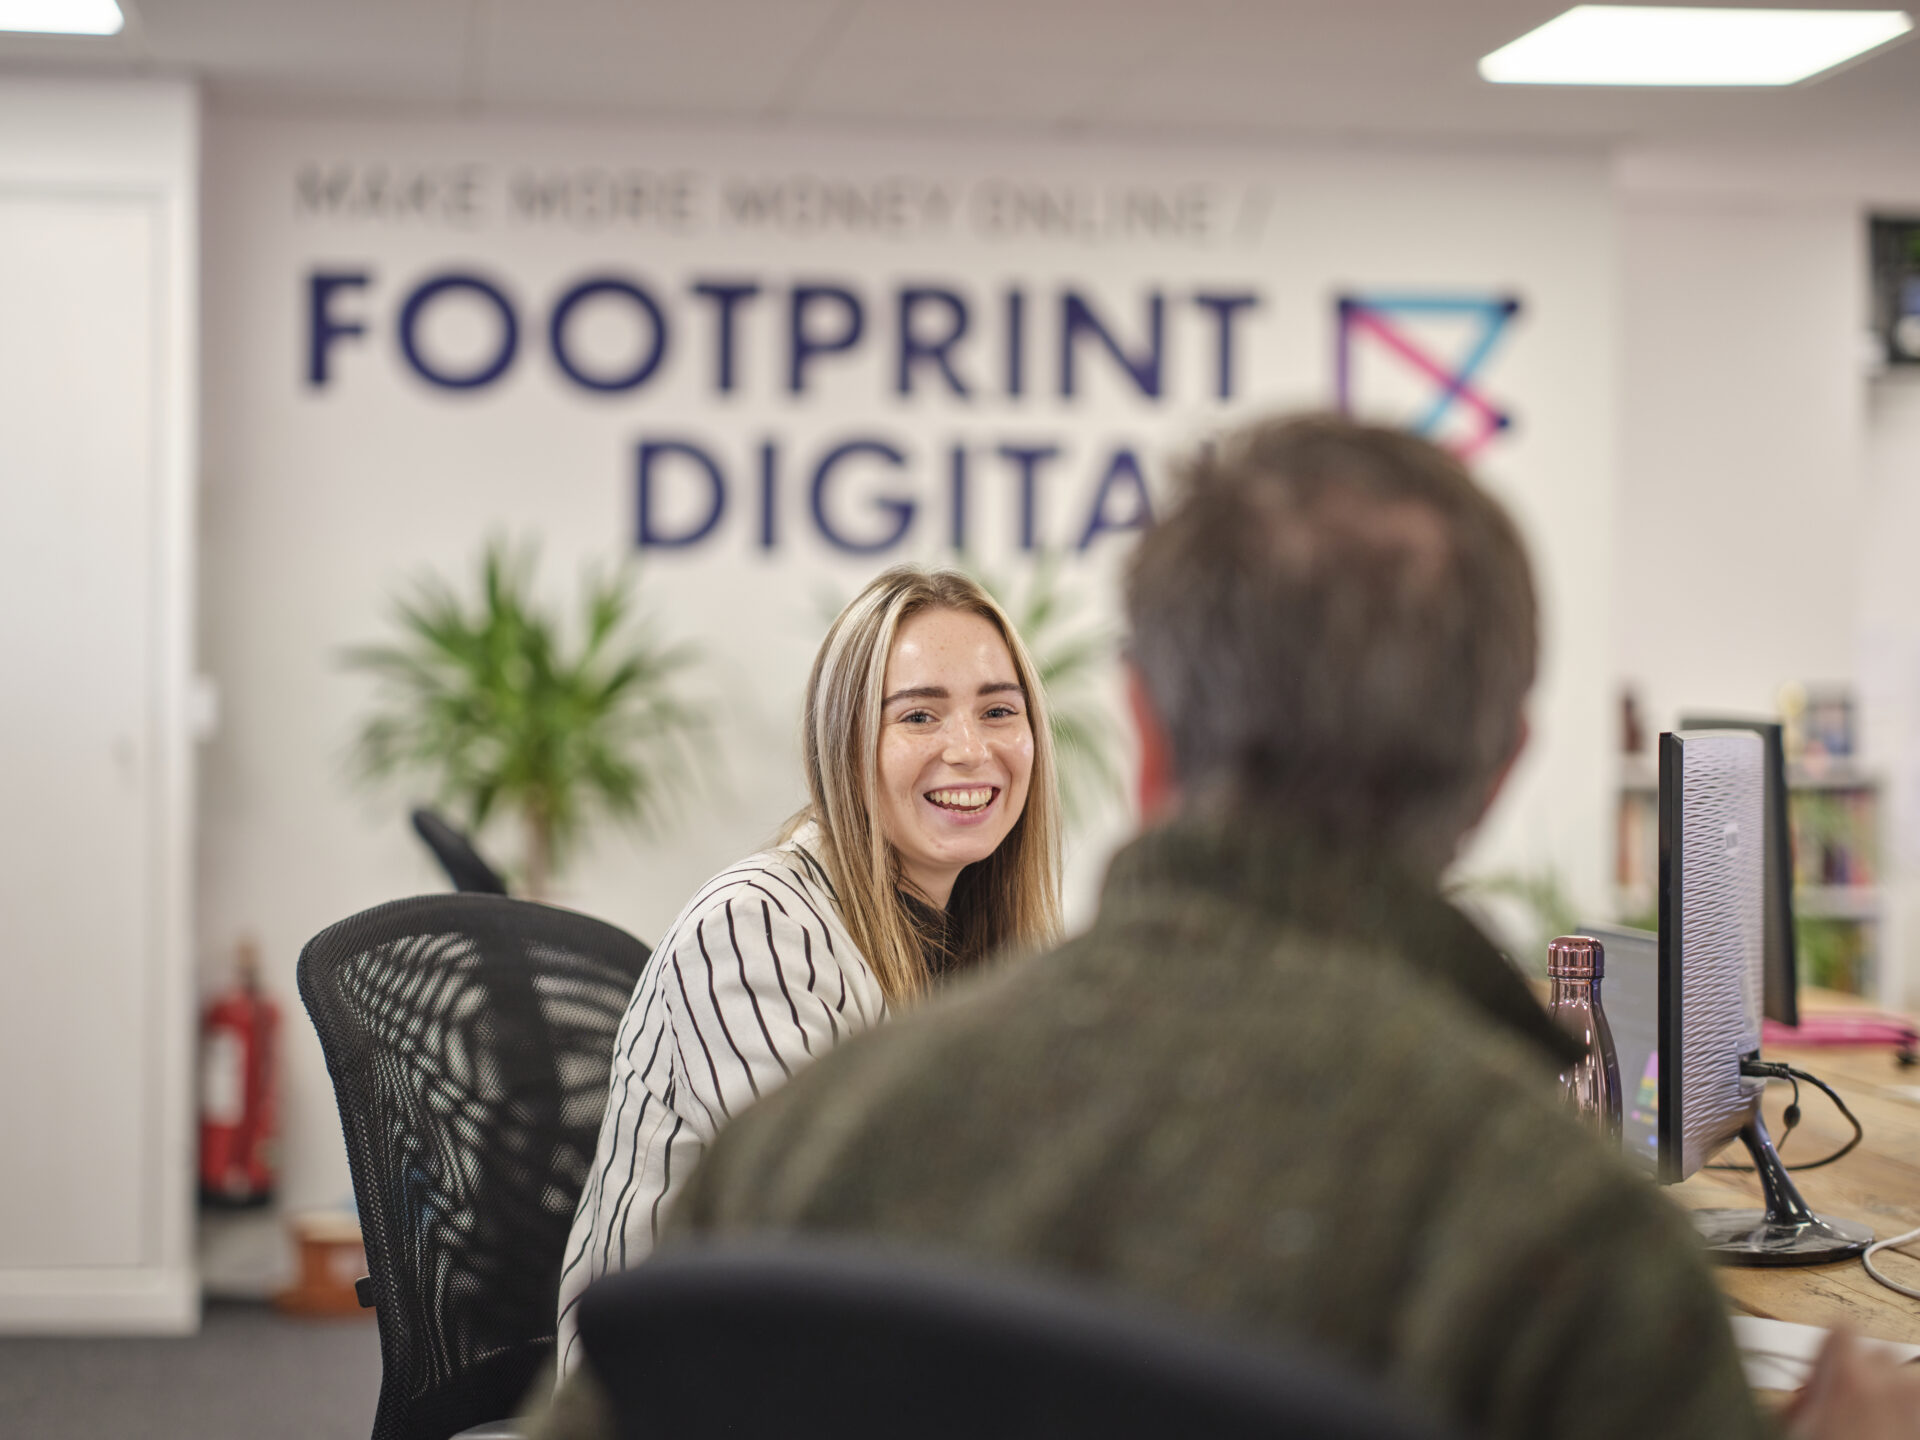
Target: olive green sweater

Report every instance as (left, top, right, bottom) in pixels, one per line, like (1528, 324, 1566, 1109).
(664, 818, 1769, 1440)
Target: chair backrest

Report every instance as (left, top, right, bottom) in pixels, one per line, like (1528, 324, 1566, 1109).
(299, 894, 650, 1440)
(409, 808, 510, 895)
(577, 1244, 1457, 1440)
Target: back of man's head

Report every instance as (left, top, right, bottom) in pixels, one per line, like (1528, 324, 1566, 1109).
(1125, 413, 1538, 873)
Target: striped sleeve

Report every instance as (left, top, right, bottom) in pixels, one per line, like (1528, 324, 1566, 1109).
(664, 886, 858, 1140)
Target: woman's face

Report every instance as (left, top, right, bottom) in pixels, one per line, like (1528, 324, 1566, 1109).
(874, 607, 1034, 910)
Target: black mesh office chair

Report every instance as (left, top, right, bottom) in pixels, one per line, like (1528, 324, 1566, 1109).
(299, 894, 650, 1440)
(578, 1244, 1459, 1440)
(410, 808, 510, 895)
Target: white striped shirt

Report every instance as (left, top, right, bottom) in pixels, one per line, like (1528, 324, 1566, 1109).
(555, 823, 888, 1374)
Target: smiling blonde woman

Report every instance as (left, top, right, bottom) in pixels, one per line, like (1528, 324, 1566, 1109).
(554, 564, 1062, 1373)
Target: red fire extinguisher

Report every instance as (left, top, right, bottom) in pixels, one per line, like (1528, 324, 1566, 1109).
(199, 939, 280, 1207)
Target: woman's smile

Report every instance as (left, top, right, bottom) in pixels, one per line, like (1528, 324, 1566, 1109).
(924, 784, 999, 816)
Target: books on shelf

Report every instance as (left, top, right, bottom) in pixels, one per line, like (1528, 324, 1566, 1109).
(1789, 782, 1878, 888)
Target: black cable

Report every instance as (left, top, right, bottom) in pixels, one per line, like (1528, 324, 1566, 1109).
(1781, 1065, 1865, 1170)
(1707, 1062, 1863, 1172)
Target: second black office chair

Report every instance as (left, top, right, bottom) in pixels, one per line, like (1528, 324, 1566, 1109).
(300, 893, 650, 1440)
(578, 1243, 1457, 1440)
(410, 807, 509, 894)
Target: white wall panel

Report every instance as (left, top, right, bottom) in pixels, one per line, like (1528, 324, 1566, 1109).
(0, 79, 198, 1333)
(1617, 194, 1865, 731)
(0, 193, 159, 1270)
(1615, 148, 1920, 1006)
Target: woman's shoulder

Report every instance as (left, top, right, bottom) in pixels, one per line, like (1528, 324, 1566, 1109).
(662, 824, 845, 946)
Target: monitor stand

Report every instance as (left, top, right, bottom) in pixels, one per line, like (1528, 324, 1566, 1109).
(1690, 1113, 1873, 1266)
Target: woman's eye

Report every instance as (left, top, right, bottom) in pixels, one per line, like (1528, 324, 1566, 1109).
(901, 710, 935, 725)
(984, 705, 1019, 720)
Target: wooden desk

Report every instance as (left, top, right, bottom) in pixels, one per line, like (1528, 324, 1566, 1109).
(1669, 995, 1920, 1344)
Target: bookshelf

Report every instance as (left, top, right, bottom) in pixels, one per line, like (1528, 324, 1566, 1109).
(1614, 758, 1884, 997)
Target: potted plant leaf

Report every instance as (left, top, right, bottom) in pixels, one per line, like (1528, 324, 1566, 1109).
(343, 539, 703, 898)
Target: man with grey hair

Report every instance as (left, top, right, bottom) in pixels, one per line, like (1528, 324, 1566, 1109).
(553, 414, 1916, 1440)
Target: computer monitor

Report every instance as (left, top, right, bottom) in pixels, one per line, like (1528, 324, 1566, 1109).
(1677, 715, 1797, 1026)
(1658, 729, 1870, 1265)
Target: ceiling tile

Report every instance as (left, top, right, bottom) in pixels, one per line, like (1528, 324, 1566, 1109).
(1, 0, 1916, 151)
(784, 0, 1231, 129)
(1084, 0, 1920, 148)
(137, 0, 472, 106)
(479, 0, 847, 118)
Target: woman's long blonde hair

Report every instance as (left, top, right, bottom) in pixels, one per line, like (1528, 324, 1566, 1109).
(784, 565, 1063, 1003)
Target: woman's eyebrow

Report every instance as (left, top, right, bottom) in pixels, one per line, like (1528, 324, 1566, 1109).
(883, 685, 947, 706)
(883, 681, 1025, 707)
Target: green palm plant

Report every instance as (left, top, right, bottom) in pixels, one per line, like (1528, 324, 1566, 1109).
(343, 540, 702, 897)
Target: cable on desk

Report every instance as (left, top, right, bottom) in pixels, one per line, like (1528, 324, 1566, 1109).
(1864, 1224, 1920, 1302)
(1708, 1062, 1863, 1172)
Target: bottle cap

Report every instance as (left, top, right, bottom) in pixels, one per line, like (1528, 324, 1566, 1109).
(1547, 935, 1604, 979)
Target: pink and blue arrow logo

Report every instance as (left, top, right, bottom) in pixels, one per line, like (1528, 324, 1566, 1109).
(1335, 293, 1522, 458)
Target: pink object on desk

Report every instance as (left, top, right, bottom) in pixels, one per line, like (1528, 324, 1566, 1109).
(1764, 1012, 1920, 1049)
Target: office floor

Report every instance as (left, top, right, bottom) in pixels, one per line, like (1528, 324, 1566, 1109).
(0, 1301, 381, 1439)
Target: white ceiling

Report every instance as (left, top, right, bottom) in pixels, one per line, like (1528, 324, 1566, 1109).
(3, 0, 1919, 149)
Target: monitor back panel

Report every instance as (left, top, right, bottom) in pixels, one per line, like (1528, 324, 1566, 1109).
(1659, 730, 1766, 1181)
(1678, 716, 1798, 1026)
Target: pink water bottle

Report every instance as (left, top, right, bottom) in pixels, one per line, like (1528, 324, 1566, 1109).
(1547, 936, 1622, 1144)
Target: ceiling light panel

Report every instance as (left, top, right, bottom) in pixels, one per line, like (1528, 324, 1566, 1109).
(1480, 5, 1912, 86)
(0, 0, 122, 35)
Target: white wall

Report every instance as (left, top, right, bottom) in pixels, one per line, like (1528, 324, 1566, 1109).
(1617, 191, 1865, 729)
(0, 78, 199, 1332)
(1860, 367, 1920, 1009)
(1616, 146, 1920, 1007)
(198, 111, 1619, 1216)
